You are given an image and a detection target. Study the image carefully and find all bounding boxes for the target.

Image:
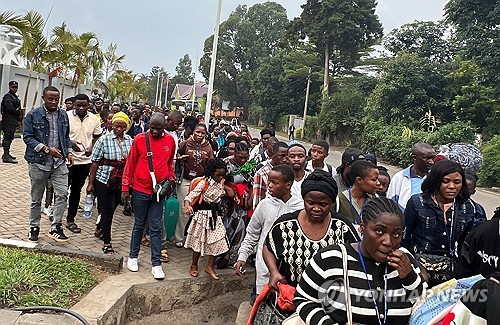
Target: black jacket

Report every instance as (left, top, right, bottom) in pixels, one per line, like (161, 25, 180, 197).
(1, 92, 22, 122)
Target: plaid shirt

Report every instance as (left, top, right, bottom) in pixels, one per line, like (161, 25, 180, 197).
(90, 132, 133, 185)
(252, 159, 273, 210)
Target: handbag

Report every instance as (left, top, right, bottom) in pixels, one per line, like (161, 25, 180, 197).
(282, 244, 352, 325)
(145, 131, 174, 202)
(248, 283, 295, 325)
(415, 253, 456, 283)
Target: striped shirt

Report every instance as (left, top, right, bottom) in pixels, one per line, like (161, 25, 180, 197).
(252, 159, 273, 209)
(90, 132, 133, 185)
(294, 244, 425, 325)
(266, 211, 359, 287)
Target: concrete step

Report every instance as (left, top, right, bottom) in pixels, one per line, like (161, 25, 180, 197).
(235, 301, 252, 325)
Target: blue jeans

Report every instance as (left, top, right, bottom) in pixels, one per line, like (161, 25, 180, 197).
(129, 190, 164, 267)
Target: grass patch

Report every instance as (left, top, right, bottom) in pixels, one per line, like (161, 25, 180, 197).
(0, 247, 97, 308)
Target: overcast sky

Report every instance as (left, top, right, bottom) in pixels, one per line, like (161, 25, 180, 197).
(7, 0, 447, 77)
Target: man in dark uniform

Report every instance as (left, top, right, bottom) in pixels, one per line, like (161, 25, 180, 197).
(1, 81, 22, 163)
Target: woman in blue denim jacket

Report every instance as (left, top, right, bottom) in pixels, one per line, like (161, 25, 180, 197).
(402, 160, 485, 285)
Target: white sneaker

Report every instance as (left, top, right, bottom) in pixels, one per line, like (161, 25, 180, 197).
(175, 241, 184, 248)
(151, 266, 165, 280)
(127, 258, 138, 272)
(42, 206, 53, 217)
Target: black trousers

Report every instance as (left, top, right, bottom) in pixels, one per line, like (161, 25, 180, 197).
(94, 180, 121, 244)
(1, 120, 17, 151)
(67, 163, 91, 223)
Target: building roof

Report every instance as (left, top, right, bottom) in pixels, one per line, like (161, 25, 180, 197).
(172, 82, 208, 100)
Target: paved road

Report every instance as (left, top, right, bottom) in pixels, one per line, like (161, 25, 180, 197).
(249, 127, 498, 217)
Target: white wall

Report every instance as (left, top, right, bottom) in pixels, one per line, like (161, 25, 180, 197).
(0, 64, 92, 115)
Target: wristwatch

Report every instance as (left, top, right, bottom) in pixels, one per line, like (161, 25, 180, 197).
(43, 146, 50, 154)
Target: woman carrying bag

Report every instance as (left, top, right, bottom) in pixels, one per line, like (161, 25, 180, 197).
(294, 197, 426, 325)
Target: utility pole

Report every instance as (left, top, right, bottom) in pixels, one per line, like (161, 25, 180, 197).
(154, 72, 160, 107)
(158, 73, 164, 107)
(301, 67, 312, 139)
(205, 0, 223, 124)
(164, 73, 169, 109)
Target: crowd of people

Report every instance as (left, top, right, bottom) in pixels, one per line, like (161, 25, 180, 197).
(4, 81, 498, 324)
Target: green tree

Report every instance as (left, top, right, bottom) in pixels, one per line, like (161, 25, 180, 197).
(383, 20, 455, 63)
(252, 46, 322, 124)
(200, 2, 289, 109)
(447, 58, 499, 135)
(445, 0, 500, 86)
(289, 0, 383, 97)
(173, 54, 193, 84)
(366, 53, 452, 124)
(17, 11, 49, 109)
(0, 11, 28, 33)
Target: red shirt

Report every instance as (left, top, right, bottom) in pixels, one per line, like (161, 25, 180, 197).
(122, 132, 175, 194)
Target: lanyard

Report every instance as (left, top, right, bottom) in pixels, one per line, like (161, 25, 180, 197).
(357, 242, 387, 325)
(444, 204, 456, 257)
(348, 188, 367, 224)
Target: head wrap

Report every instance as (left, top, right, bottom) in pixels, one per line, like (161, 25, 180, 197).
(111, 112, 131, 131)
(301, 169, 338, 202)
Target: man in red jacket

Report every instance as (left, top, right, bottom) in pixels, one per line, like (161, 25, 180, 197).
(121, 112, 175, 280)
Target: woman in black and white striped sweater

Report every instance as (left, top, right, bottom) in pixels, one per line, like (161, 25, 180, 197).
(294, 197, 426, 325)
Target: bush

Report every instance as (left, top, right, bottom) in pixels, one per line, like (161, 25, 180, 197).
(303, 115, 320, 140)
(478, 135, 500, 187)
(359, 120, 477, 168)
(295, 128, 302, 139)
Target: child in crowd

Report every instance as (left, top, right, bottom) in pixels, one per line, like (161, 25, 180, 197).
(306, 140, 335, 177)
(183, 158, 235, 280)
(376, 166, 391, 196)
(465, 174, 487, 221)
(235, 164, 304, 295)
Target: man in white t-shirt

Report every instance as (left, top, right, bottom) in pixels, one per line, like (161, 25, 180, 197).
(67, 93, 102, 233)
(287, 143, 309, 199)
(305, 140, 336, 177)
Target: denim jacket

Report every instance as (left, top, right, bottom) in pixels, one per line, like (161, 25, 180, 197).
(402, 193, 485, 258)
(23, 106, 71, 164)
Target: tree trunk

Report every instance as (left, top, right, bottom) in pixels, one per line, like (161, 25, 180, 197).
(23, 69, 33, 110)
(60, 67, 68, 107)
(31, 72, 41, 108)
(322, 42, 330, 99)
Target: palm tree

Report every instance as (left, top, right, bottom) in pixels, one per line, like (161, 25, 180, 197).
(71, 32, 103, 87)
(103, 43, 126, 82)
(17, 11, 49, 110)
(0, 11, 28, 33)
(49, 23, 77, 105)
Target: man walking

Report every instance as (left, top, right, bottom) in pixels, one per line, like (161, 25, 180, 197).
(1, 81, 22, 163)
(66, 94, 102, 233)
(122, 112, 175, 279)
(387, 142, 435, 211)
(23, 86, 73, 242)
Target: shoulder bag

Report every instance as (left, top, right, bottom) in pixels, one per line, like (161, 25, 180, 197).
(145, 131, 174, 202)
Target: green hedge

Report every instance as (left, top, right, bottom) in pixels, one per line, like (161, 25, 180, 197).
(359, 120, 477, 167)
(478, 135, 500, 187)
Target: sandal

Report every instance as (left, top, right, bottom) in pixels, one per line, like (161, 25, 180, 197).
(160, 249, 170, 263)
(66, 222, 81, 233)
(102, 244, 115, 255)
(190, 265, 199, 277)
(204, 265, 220, 280)
(94, 227, 102, 238)
(140, 235, 151, 247)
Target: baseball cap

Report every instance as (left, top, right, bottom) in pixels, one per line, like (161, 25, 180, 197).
(9, 81, 18, 87)
(337, 148, 365, 173)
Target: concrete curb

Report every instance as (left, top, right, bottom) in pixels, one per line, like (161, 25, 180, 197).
(72, 266, 255, 325)
(0, 238, 123, 272)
